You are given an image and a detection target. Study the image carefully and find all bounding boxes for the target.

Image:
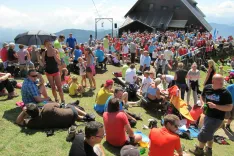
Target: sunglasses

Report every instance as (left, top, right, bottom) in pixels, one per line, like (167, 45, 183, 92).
(95, 133, 106, 139)
(30, 75, 38, 77)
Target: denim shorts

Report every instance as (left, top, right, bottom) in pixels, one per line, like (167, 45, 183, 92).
(198, 116, 223, 143)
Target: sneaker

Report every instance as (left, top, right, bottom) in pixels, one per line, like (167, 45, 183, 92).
(66, 125, 77, 142)
(189, 145, 204, 156)
(225, 124, 233, 133)
(204, 147, 212, 156)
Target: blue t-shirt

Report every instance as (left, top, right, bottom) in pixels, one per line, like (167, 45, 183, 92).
(143, 56, 151, 67)
(95, 49, 104, 62)
(104, 96, 123, 112)
(66, 37, 77, 48)
(227, 84, 234, 105)
(74, 49, 82, 61)
(149, 45, 155, 53)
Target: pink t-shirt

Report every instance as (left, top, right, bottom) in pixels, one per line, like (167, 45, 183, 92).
(18, 49, 28, 64)
(103, 112, 129, 147)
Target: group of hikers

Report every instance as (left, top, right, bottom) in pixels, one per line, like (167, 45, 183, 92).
(0, 29, 234, 156)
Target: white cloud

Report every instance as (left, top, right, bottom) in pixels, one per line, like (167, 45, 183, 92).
(199, 1, 234, 24)
(0, 2, 128, 32)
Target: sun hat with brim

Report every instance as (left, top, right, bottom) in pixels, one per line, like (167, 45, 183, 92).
(120, 145, 140, 156)
(104, 80, 114, 87)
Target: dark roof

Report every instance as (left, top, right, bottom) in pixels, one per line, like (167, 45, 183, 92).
(124, 0, 211, 31)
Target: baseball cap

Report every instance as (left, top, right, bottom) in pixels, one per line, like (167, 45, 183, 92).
(2, 42, 9, 47)
(120, 145, 140, 156)
(104, 80, 114, 87)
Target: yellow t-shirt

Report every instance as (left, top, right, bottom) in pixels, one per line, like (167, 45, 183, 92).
(95, 87, 113, 105)
(69, 82, 78, 96)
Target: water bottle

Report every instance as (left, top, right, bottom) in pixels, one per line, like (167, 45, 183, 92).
(203, 103, 209, 114)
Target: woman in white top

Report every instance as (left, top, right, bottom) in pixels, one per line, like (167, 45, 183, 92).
(122, 42, 129, 64)
(187, 62, 200, 106)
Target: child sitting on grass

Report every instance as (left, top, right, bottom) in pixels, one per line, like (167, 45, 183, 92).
(69, 76, 84, 97)
(78, 57, 87, 87)
(61, 68, 71, 85)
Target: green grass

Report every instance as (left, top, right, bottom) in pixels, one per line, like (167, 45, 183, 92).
(0, 64, 234, 156)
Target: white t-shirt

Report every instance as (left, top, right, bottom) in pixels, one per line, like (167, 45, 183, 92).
(165, 75, 174, 83)
(125, 68, 136, 84)
(122, 45, 129, 54)
(140, 54, 145, 66)
(164, 50, 173, 61)
(141, 77, 152, 93)
(152, 51, 158, 59)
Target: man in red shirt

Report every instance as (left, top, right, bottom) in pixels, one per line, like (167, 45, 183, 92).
(0, 43, 9, 69)
(103, 98, 142, 147)
(149, 114, 183, 156)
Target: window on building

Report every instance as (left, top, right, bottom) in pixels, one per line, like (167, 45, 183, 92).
(174, 5, 180, 10)
(161, 6, 168, 10)
(149, 4, 154, 11)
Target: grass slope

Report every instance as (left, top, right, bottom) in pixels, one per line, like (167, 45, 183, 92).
(0, 64, 234, 156)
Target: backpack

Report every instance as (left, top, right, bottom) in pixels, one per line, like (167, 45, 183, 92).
(125, 84, 138, 100)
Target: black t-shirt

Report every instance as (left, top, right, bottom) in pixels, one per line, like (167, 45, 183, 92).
(176, 69, 187, 84)
(202, 85, 232, 120)
(8, 49, 17, 61)
(69, 134, 97, 156)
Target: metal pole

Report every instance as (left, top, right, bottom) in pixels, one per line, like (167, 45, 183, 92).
(95, 19, 97, 40)
(112, 19, 113, 38)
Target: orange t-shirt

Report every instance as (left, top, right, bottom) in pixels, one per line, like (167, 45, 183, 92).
(149, 127, 181, 156)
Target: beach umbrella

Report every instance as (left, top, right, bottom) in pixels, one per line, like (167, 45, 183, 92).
(14, 30, 57, 46)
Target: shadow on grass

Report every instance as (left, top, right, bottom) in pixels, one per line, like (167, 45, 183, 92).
(103, 141, 121, 156)
(143, 107, 164, 120)
(96, 68, 108, 74)
(69, 89, 95, 98)
(223, 128, 234, 141)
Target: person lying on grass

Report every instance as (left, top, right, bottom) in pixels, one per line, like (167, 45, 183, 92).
(16, 102, 95, 129)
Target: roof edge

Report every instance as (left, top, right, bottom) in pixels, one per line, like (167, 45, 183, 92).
(124, 0, 143, 18)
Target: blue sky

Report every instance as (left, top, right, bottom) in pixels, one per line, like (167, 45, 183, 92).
(0, 0, 234, 32)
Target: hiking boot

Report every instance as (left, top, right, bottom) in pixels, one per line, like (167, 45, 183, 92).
(225, 124, 233, 133)
(189, 145, 204, 156)
(204, 147, 212, 156)
(66, 125, 77, 142)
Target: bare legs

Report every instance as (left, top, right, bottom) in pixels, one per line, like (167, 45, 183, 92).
(46, 75, 64, 102)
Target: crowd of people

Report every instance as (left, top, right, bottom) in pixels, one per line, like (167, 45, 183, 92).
(0, 29, 234, 156)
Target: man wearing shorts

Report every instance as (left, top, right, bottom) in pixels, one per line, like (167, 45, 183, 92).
(190, 74, 233, 156)
(225, 84, 234, 133)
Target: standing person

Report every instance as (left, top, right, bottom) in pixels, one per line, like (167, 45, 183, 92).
(42, 40, 64, 103)
(204, 60, 216, 86)
(164, 46, 173, 68)
(17, 44, 32, 66)
(0, 43, 9, 69)
(88, 34, 93, 47)
(187, 62, 200, 106)
(103, 98, 142, 147)
(129, 41, 136, 64)
(154, 54, 171, 76)
(148, 42, 155, 59)
(78, 57, 87, 87)
(140, 71, 152, 96)
(122, 42, 129, 64)
(190, 74, 233, 156)
(66, 33, 77, 55)
(142, 51, 151, 72)
(73, 45, 82, 68)
(225, 84, 234, 133)
(69, 121, 105, 156)
(139, 49, 145, 71)
(103, 35, 109, 54)
(174, 62, 187, 100)
(149, 114, 183, 156)
(54, 35, 66, 73)
(86, 47, 96, 90)
(30, 45, 39, 64)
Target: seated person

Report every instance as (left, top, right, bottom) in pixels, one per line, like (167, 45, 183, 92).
(61, 68, 71, 85)
(120, 145, 140, 156)
(125, 64, 137, 84)
(146, 78, 165, 103)
(21, 69, 51, 105)
(149, 114, 183, 156)
(68, 76, 84, 96)
(95, 45, 107, 70)
(122, 61, 131, 80)
(16, 103, 94, 129)
(103, 98, 142, 147)
(140, 71, 152, 96)
(157, 74, 175, 89)
(0, 72, 18, 99)
(94, 80, 113, 114)
(69, 121, 105, 156)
